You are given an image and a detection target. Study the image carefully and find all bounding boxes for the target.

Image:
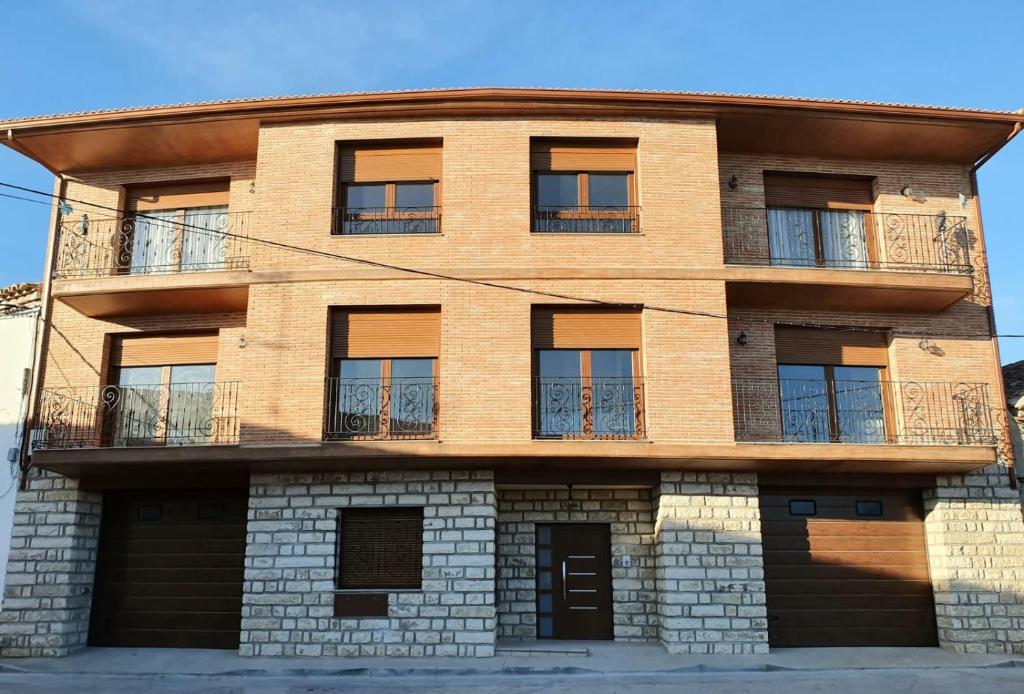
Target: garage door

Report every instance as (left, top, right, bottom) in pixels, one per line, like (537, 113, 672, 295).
(89, 488, 247, 649)
(760, 488, 937, 648)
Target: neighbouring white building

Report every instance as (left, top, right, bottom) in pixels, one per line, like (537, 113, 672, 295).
(0, 283, 40, 598)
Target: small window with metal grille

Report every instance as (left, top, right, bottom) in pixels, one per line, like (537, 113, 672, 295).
(336, 507, 424, 590)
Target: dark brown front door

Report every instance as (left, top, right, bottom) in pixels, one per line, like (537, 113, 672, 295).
(535, 523, 613, 640)
(89, 488, 247, 649)
(761, 488, 937, 648)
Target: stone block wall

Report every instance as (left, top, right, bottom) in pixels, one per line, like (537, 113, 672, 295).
(496, 487, 658, 641)
(655, 472, 769, 655)
(924, 464, 1024, 654)
(240, 469, 496, 657)
(0, 471, 101, 657)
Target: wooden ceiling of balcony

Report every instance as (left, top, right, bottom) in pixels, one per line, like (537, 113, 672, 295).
(3, 89, 1021, 173)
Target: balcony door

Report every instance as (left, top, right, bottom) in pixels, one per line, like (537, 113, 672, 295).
(777, 364, 888, 444)
(763, 173, 876, 269)
(535, 349, 640, 439)
(327, 357, 437, 439)
(125, 180, 231, 274)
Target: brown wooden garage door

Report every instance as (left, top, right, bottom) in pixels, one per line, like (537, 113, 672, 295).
(760, 488, 937, 648)
(89, 488, 247, 649)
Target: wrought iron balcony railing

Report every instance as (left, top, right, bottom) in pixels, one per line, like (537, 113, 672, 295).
(333, 207, 441, 235)
(33, 382, 241, 449)
(722, 207, 971, 274)
(324, 376, 438, 440)
(532, 205, 641, 233)
(54, 212, 251, 278)
(533, 376, 646, 439)
(731, 377, 996, 446)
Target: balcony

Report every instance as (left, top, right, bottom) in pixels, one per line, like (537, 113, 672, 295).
(33, 381, 241, 449)
(722, 208, 974, 312)
(532, 206, 641, 233)
(54, 212, 251, 278)
(333, 207, 441, 235)
(731, 377, 996, 446)
(533, 376, 646, 440)
(324, 376, 438, 440)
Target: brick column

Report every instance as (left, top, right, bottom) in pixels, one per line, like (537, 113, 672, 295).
(0, 471, 102, 657)
(654, 472, 768, 654)
(240, 469, 496, 657)
(924, 464, 1024, 654)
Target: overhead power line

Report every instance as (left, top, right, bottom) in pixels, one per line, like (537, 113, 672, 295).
(0, 179, 1020, 341)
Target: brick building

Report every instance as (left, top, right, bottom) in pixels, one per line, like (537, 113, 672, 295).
(0, 88, 1022, 657)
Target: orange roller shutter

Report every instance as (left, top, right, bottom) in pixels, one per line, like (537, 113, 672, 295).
(530, 139, 637, 172)
(774, 326, 889, 366)
(531, 307, 642, 349)
(764, 173, 874, 209)
(338, 142, 442, 183)
(331, 307, 441, 358)
(127, 180, 230, 212)
(112, 332, 220, 367)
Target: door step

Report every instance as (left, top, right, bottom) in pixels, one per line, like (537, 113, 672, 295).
(496, 643, 590, 657)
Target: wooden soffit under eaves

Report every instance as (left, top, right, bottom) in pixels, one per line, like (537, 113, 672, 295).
(2, 89, 1020, 172)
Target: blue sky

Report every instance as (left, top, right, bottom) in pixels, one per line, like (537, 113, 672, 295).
(1, 1, 1022, 361)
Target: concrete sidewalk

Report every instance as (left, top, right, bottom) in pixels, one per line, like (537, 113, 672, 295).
(1, 642, 1022, 679)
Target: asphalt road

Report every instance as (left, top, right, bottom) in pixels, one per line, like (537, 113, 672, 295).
(0, 666, 1020, 694)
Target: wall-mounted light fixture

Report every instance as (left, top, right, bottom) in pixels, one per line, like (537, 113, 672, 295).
(958, 193, 969, 209)
(736, 331, 749, 346)
(728, 175, 739, 190)
(901, 185, 915, 198)
(919, 338, 944, 357)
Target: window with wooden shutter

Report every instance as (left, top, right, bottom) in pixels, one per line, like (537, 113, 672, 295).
(531, 306, 644, 439)
(126, 180, 230, 212)
(112, 332, 220, 367)
(335, 141, 442, 235)
(762, 173, 877, 268)
(531, 138, 639, 233)
(326, 309, 440, 440)
(337, 507, 423, 589)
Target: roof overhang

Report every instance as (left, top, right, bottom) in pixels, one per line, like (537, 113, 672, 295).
(2, 88, 1021, 173)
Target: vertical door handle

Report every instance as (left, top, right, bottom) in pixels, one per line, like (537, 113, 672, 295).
(561, 560, 567, 601)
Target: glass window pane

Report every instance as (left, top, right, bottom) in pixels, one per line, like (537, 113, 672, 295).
(115, 367, 164, 446)
(129, 210, 179, 274)
(537, 350, 582, 437)
(537, 174, 579, 209)
(394, 183, 434, 210)
(536, 526, 551, 545)
(168, 364, 216, 446)
(820, 210, 868, 269)
(856, 500, 884, 517)
(346, 184, 386, 209)
(833, 366, 885, 443)
(789, 500, 817, 516)
(181, 206, 228, 271)
(767, 208, 816, 267)
(591, 350, 636, 436)
(778, 364, 829, 442)
(537, 548, 552, 567)
(538, 616, 554, 638)
(334, 359, 383, 438)
(389, 359, 435, 437)
(538, 594, 553, 613)
(588, 174, 629, 209)
(537, 571, 552, 590)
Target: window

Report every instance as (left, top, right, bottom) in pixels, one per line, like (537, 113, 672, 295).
(531, 139, 638, 233)
(774, 327, 890, 444)
(856, 500, 884, 517)
(763, 173, 876, 269)
(337, 507, 423, 590)
(531, 306, 644, 439)
(336, 142, 441, 234)
(326, 308, 440, 440)
(124, 180, 231, 274)
(109, 333, 221, 447)
(788, 500, 817, 516)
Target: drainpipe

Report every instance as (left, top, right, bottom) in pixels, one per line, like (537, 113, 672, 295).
(17, 174, 65, 490)
(969, 168, 1017, 489)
